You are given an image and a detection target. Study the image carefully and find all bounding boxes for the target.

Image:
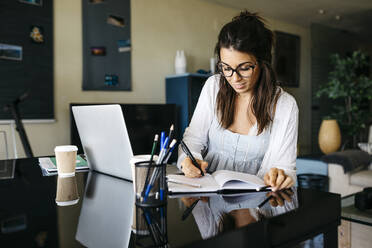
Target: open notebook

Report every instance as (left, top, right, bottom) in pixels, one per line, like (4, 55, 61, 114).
(167, 170, 270, 194)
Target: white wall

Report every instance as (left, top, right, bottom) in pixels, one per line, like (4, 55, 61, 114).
(0, 0, 311, 159)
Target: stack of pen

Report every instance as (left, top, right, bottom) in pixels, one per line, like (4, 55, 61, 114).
(138, 124, 177, 205)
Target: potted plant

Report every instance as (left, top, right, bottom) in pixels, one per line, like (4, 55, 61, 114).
(316, 50, 372, 149)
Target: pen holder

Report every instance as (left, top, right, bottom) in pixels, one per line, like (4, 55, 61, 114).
(135, 160, 167, 207)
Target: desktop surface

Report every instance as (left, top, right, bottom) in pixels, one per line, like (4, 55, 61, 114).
(0, 158, 340, 247)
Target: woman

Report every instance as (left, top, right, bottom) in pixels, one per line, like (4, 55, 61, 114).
(177, 11, 299, 191)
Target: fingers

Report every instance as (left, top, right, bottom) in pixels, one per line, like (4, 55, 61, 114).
(182, 165, 201, 178)
(181, 157, 207, 178)
(278, 176, 294, 190)
(274, 170, 285, 191)
(269, 168, 278, 187)
(198, 159, 208, 173)
(264, 168, 294, 191)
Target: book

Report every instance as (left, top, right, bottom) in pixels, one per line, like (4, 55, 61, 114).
(167, 170, 270, 195)
(38, 155, 89, 175)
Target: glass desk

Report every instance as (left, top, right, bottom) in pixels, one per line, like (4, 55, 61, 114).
(341, 193, 372, 226)
(0, 158, 341, 247)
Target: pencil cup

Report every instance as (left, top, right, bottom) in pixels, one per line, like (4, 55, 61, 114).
(135, 160, 166, 207)
(54, 145, 78, 177)
(130, 155, 158, 193)
(55, 176, 79, 206)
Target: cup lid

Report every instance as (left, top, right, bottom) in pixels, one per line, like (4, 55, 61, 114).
(55, 145, 78, 152)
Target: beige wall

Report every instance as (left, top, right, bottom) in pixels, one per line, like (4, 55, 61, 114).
(0, 0, 311, 159)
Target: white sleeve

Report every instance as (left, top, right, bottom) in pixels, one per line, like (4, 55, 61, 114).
(257, 92, 299, 183)
(176, 75, 219, 169)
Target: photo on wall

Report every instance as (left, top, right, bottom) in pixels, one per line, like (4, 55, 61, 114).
(19, 0, 42, 6)
(118, 40, 130, 53)
(30, 25, 44, 43)
(0, 43, 23, 61)
(90, 47, 106, 56)
(89, 0, 105, 4)
(107, 15, 125, 28)
(104, 74, 119, 86)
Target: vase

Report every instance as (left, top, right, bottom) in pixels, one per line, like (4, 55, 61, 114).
(175, 50, 186, 75)
(318, 119, 341, 154)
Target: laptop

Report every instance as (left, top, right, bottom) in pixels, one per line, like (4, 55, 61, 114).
(72, 105, 134, 180)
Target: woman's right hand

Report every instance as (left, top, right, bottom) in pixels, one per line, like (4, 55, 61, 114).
(180, 157, 208, 178)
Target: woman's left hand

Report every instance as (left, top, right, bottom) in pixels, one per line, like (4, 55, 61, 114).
(264, 168, 294, 191)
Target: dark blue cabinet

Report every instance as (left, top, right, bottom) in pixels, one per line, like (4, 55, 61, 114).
(166, 73, 211, 140)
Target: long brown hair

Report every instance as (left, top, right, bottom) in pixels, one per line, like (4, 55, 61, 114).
(215, 11, 280, 135)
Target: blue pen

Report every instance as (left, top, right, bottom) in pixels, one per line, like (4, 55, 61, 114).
(163, 143, 176, 164)
(160, 131, 165, 149)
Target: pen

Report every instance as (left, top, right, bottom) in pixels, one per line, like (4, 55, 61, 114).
(160, 131, 166, 148)
(182, 199, 200, 221)
(167, 124, 174, 149)
(167, 178, 201, 188)
(144, 138, 175, 201)
(180, 140, 204, 176)
(142, 134, 159, 196)
(161, 140, 177, 164)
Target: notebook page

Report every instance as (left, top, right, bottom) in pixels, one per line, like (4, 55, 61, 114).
(212, 170, 265, 190)
(167, 174, 220, 193)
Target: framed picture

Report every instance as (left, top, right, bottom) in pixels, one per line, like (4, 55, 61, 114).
(118, 40, 130, 53)
(30, 25, 44, 43)
(89, 0, 105, 4)
(19, 0, 42, 6)
(273, 31, 300, 87)
(107, 14, 125, 28)
(90, 47, 106, 56)
(0, 43, 23, 61)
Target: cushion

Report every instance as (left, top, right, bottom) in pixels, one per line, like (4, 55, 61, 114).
(321, 149, 372, 173)
(350, 170, 372, 187)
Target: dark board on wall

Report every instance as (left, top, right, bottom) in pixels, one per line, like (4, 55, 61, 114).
(273, 31, 300, 88)
(0, 0, 54, 120)
(82, 0, 131, 91)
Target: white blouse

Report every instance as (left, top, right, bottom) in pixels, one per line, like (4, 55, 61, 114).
(177, 74, 299, 183)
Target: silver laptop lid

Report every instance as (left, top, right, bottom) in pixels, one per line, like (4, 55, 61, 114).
(72, 105, 133, 180)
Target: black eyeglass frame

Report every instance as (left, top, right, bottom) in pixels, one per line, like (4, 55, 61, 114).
(217, 61, 257, 78)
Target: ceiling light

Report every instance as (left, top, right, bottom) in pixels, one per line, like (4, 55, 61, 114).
(335, 15, 341, 20)
(318, 9, 325, 15)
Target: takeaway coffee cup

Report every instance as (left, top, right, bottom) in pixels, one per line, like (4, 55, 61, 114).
(54, 145, 78, 177)
(55, 176, 79, 206)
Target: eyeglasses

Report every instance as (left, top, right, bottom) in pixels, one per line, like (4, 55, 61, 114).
(217, 61, 256, 78)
